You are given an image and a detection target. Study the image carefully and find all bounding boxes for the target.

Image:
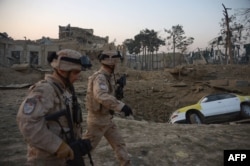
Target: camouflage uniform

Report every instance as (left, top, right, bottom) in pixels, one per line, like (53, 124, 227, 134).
(17, 49, 88, 166)
(17, 75, 82, 165)
(84, 66, 131, 166)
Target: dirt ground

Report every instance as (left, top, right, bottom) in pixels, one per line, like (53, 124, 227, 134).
(0, 63, 250, 166)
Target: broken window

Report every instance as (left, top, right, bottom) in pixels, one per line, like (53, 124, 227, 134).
(10, 51, 21, 64)
(29, 51, 39, 65)
(47, 51, 56, 65)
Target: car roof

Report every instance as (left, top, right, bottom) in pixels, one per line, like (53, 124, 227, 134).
(199, 93, 237, 102)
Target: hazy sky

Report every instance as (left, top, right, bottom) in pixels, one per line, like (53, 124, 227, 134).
(0, 0, 249, 52)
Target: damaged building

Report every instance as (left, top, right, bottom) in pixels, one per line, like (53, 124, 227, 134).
(0, 24, 109, 68)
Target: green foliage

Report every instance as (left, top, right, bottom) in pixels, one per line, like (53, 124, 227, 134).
(123, 29, 165, 55)
(123, 39, 141, 54)
(164, 24, 194, 67)
(164, 24, 194, 53)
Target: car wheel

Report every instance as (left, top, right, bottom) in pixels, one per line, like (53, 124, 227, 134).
(188, 113, 202, 124)
(241, 104, 250, 118)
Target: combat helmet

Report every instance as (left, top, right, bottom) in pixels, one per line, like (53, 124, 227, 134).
(98, 49, 122, 66)
(48, 49, 92, 71)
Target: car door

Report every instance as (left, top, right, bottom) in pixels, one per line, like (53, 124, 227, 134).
(200, 94, 225, 117)
(218, 93, 241, 113)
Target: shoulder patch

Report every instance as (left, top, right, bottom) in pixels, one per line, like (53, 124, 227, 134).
(99, 83, 108, 90)
(23, 98, 37, 114)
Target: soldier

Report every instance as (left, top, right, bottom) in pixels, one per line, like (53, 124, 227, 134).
(83, 49, 133, 166)
(17, 49, 91, 165)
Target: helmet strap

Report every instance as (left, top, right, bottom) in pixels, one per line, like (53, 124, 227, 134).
(103, 64, 115, 73)
(55, 69, 72, 88)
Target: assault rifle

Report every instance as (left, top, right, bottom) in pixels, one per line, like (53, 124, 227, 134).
(109, 74, 127, 116)
(45, 83, 93, 166)
(115, 74, 126, 100)
(45, 109, 93, 166)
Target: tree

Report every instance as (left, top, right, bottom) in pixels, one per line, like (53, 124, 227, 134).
(124, 29, 165, 70)
(135, 29, 165, 69)
(235, 8, 250, 56)
(222, 3, 234, 64)
(164, 24, 194, 67)
(139, 29, 165, 54)
(123, 39, 140, 55)
(218, 4, 248, 64)
(236, 8, 250, 29)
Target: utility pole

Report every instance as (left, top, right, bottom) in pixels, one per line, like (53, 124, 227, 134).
(222, 3, 233, 64)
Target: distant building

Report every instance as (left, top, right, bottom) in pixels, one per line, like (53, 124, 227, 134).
(208, 29, 250, 64)
(0, 24, 109, 68)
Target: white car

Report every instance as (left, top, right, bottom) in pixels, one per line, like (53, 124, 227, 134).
(168, 93, 250, 124)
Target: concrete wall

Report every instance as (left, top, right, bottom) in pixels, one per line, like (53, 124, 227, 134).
(0, 40, 60, 68)
(0, 25, 109, 68)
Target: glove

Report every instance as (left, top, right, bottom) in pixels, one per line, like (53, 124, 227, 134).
(79, 139, 92, 155)
(56, 141, 74, 160)
(121, 105, 133, 116)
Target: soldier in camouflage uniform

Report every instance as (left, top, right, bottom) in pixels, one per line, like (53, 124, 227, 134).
(17, 49, 91, 166)
(83, 49, 133, 166)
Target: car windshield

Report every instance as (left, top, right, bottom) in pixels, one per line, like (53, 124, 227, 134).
(199, 93, 237, 104)
(200, 97, 208, 103)
(218, 93, 236, 99)
(199, 94, 220, 103)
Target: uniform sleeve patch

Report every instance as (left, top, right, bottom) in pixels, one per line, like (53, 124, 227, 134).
(23, 98, 37, 114)
(99, 83, 108, 90)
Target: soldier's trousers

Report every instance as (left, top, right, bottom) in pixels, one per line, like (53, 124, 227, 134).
(84, 120, 131, 166)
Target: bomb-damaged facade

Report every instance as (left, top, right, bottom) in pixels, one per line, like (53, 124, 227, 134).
(0, 24, 109, 68)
